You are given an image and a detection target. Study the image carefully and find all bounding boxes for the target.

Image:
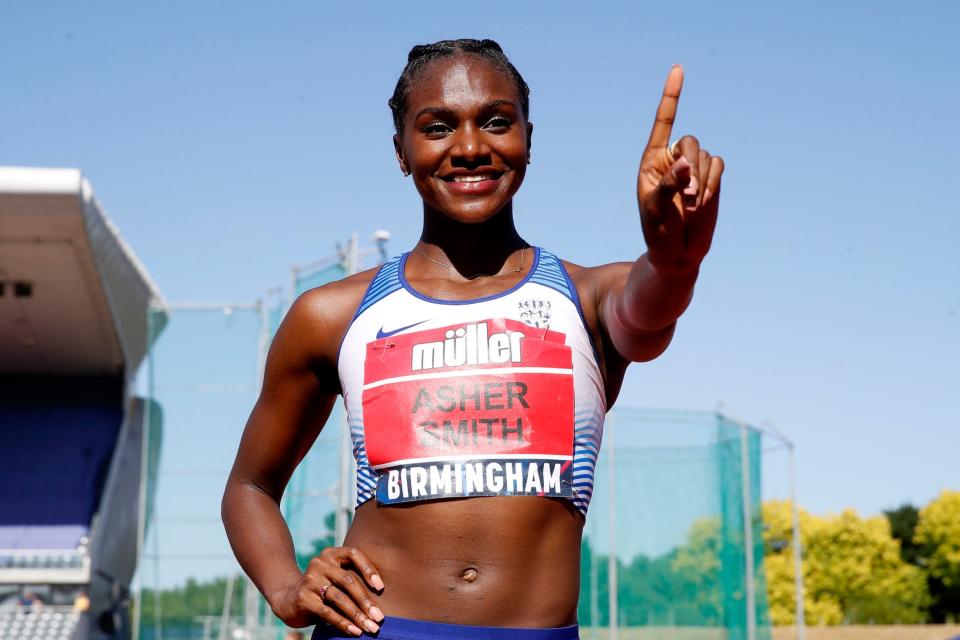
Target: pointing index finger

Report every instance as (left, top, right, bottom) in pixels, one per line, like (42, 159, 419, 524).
(647, 65, 684, 150)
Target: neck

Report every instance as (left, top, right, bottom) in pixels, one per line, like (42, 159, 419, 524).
(417, 201, 527, 278)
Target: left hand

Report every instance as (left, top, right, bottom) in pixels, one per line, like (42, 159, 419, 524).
(637, 65, 724, 275)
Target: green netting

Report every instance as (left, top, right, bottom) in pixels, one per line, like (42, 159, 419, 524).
(294, 261, 346, 296)
(281, 262, 348, 571)
(142, 397, 163, 565)
(138, 305, 265, 640)
(270, 263, 349, 639)
(135, 260, 351, 640)
(138, 280, 775, 640)
(580, 409, 771, 640)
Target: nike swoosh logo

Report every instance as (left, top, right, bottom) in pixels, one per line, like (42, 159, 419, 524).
(376, 320, 428, 339)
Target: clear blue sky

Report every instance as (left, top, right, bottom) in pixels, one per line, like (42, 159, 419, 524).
(4, 1, 958, 568)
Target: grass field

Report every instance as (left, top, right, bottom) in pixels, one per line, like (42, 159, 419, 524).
(772, 625, 960, 640)
(577, 626, 960, 640)
(579, 629, 724, 640)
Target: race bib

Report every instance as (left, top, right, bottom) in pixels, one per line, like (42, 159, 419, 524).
(361, 318, 575, 504)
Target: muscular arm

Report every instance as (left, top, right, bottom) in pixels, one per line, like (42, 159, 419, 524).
(221, 289, 343, 608)
(590, 65, 723, 369)
(598, 258, 695, 362)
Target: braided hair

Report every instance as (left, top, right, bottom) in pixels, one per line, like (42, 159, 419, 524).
(388, 38, 530, 134)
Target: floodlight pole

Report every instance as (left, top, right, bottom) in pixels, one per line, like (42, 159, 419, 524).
(248, 296, 276, 640)
(285, 232, 390, 548)
(334, 234, 359, 545)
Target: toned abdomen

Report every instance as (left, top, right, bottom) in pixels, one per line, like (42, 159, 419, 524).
(342, 496, 584, 627)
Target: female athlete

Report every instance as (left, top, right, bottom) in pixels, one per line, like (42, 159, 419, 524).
(222, 38, 723, 640)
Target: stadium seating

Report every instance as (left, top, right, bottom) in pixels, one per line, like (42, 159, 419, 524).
(0, 405, 122, 553)
(0, 607, 82, 640)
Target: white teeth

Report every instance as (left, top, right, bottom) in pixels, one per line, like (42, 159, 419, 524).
(452, 174, 493, 182)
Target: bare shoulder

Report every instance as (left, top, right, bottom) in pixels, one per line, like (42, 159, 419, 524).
(273, 266, 380, 368)
(561, 259, 632, 308)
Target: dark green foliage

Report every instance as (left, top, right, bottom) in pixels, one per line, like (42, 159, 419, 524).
(885, 503, 922, 565)
(884, 502, 960, 623)
(141, 511, 349, 636)
(928, 581, 960, 624)
(295, 512, 337, 571)
(577, 536, 725, 627)
(139, 575, 244, 630)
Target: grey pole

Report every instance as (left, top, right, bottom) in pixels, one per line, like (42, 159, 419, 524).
(334, 234, 358, 545)
(590, 533, 599, 640)
(247, 298, 273, 640)
(739, 423, 757, 640)
(218, 574, 236, 640)
(758, 420, 806, 640)
(725, 413, 806, 640)
(607, 415, 618, 640)
(132, 305, 157, 640)
(335, 409, 351, 545)
(789, 445, 806, 640)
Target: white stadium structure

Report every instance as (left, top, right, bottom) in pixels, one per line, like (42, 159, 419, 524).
(0, 167, 167, 640)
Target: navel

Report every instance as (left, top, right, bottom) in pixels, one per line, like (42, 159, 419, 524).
(461, 567, 479, 583)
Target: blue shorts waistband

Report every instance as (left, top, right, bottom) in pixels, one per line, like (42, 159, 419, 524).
(311, 616, 579, 640)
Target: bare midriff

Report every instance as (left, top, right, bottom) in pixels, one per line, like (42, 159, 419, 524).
(343, 496, 584, 627)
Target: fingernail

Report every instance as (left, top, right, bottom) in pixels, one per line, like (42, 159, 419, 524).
(683, 177, 699, 196)
(372, 575, 385, 590)
(370, 606, 384, 622)
(703, 188, 713, 202)
(364, 620, 380, 633)
(348, 624, 362, 636)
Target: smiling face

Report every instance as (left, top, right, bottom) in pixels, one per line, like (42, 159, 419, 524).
(394, 54, 533, 224)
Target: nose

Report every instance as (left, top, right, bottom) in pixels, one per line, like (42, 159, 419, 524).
(451, 123, 491, 166)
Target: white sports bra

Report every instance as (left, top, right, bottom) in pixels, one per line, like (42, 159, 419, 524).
(337, 247, 606, 516)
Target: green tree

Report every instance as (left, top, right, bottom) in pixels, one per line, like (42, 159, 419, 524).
(577, 536, 597, 625)
(140, 575, 245, 631)
(295, 511, 337, 570)
(915, 490, 960, 622)
(140, 511, 350, 634)
(884, 503, 922, 565)
(578, 536, 703, 627)
(763, 500, 843, 625)
(916, 490, 960, 587)
(762, 500, 930, 625)
(670, 517, 723, 625)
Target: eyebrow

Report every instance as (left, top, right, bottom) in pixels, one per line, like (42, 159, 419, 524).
(413, 99, 516, 120)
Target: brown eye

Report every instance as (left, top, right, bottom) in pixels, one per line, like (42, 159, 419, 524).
(423, 121, 452, 135)
(483, 116, 511, 130)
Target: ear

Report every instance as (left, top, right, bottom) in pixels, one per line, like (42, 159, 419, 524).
(393, 133, 409, 175)
(526, 121, 534, 162)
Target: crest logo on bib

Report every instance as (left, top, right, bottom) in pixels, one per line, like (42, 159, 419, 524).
(518, 299, 552, 329)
